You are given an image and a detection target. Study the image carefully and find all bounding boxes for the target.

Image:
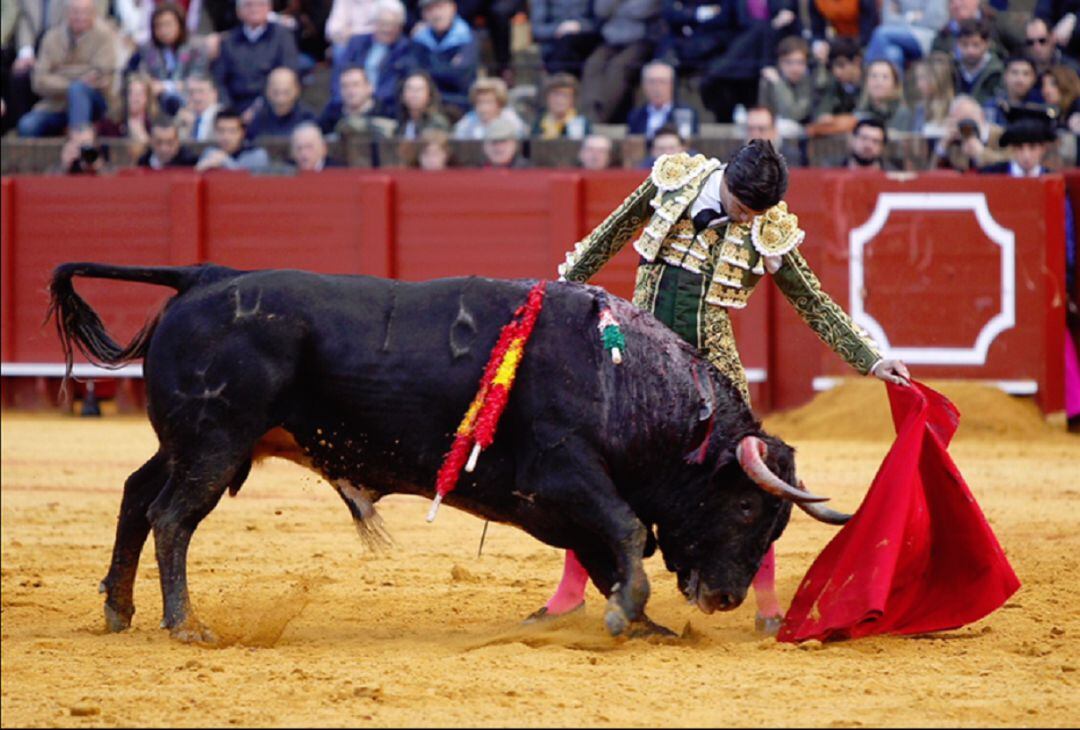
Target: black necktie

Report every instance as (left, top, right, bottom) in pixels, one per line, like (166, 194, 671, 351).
(692, 207, 725, 233)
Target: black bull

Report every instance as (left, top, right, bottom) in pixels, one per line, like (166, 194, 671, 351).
(49, 262, 838, 642)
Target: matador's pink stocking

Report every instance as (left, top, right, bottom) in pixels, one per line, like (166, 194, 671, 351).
(543, 550, 589, 614)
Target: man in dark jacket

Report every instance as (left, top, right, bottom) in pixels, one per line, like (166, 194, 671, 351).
(409, 0, 478, 117)
(245, 66, 317, 139)
(530, 0, 602, 75)
(626, 61, 700, 139)
(213, 0, 300, 116)
(334, 0, 416, 117)
(979, 103, 1059, 175)
(137, 116, 199, 168)
(579, 0, 662, 123)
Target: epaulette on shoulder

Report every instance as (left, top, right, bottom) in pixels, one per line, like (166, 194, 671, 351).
(750, 201, 805, 257)
(650, 153, 714, 192)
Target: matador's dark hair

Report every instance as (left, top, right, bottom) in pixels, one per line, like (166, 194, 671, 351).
(725, 139, 788, 212)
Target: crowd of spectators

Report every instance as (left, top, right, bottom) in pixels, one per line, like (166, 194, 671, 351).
(0, 0, 1077, 175)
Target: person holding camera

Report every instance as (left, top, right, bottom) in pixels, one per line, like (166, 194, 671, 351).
(932, 93, 1007, 170)
(53, 123, 109, 175)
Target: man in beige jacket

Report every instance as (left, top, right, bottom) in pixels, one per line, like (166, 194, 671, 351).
(17, 0, 118, 137)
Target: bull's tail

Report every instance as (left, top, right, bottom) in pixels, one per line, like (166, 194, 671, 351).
(47, 263, 212, 392)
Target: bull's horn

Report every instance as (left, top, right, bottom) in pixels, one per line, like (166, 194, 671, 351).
(796, 481, 852, 525)
(736, 436, 830, 504)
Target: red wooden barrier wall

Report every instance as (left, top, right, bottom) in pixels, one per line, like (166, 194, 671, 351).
(0, 169, 1069, 415)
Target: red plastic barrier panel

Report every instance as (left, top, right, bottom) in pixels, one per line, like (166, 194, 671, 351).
(772, 170, 1066, 413)
(3, 175, 200, 363)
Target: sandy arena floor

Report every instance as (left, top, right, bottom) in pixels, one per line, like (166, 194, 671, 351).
(2, 382, 1078, 727)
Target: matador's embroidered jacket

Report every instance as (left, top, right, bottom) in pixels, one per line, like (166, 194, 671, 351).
(557, 152, 882, 403)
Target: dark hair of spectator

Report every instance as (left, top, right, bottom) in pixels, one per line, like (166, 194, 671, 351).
(956, 17, 991, 41)
(397, 70, 444, 123)
(340, 65, 370, 82)
(776, 36, 809, 60)
(828, 36, 862, 67)
(725, 140, 788, 212)
(215, 108, 245, 127)
(1004, 55, 1036, 73)
(151, 115, 178, 131)
(543, 73, 579, 98)
(652, 124, 685, 145)
(853, 117, 888, 143)
(408, 127, 454, 168)
(151, 3, 187, 48)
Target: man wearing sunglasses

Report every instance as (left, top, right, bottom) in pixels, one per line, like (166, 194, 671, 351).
(1024, 17, 1080, 75)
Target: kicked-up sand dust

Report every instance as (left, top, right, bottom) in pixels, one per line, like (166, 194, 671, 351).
(2, 380, 1078, 727)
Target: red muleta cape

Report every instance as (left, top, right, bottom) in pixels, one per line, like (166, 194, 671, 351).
(778, 380, 1021, 642)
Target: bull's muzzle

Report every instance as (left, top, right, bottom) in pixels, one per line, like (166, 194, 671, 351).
(682, 569, 745, 614)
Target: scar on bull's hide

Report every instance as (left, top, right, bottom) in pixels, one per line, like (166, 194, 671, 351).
(230, 285, 262, 321)
(381, 282, 398, 352)
(449, 291, 478, 359)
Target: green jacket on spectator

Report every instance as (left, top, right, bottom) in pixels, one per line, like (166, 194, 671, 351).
(813, 76, 861, 119)
(856, 97, 914, 131)
(953, 54, 1004, 107)
(758, 73, 814, 124)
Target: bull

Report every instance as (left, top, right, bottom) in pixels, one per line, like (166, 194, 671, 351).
(49, 262, 846, 643)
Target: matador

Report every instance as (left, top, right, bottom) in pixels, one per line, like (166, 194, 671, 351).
(541, 140, 911, 633)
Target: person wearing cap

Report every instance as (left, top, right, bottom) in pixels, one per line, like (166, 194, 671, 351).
(978, 103, 1060, 175)
(544, 140, 910, 633)
(481, 115, 529, 167)
(409, 0, 479, 117)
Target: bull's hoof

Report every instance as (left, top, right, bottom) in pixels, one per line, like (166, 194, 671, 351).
(626, 615, 677, 639)
(168, 619, 218, 645)
(755, 613, 784, 636)
(522, 601, 584, 625)
(603, 599, 629, 636)
(103, 603, 132, 633)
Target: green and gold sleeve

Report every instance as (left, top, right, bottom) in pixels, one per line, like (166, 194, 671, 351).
(557, 176, 657, 283)
(773, 249, 882, 375)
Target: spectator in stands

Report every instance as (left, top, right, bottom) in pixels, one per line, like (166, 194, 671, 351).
(98, 72, 158, 161)
(530, 0, 601, 76)
(16, 0, 118, 138)
(864, 0, 949, 74)
(454, 0, 526, 83)
(409, 0, 479, 117)
(808, 0, 879, 67)
(577, 132, 615, 169)
(695, 0, 802, 124)
(952, 17, 1004, 106)
(452, 77, 526, 139)
(1025, 16, 1080, 76)
(327, 66, 396, 136)
(985, 56, 1042, 124)
(410, 127, 454, 168)
(1035, 0, 1080, 60)
(909, 55, 954, 135)
(126, 3, 208, 116)
(579, 0, 662, 124)
(290, 121, 342, 170)
(54, 122, 109, 174)
(176, 74, 222, 141)
(1041, 65, 1080, 131)
(137, 115, 199, 168)
(857, 59, 914, 130)
(978, 103, 1059, 173)
(532, 73, 590, 139)
(832, 116, 898, 169)
(931, 0, 1011, 60)
(811, 36, 863, 128)
(481, 115, 529, 167)
(932, 92, 1006, 169)
(744, 105, 804, 165)
(394, 70, 451, 138)
(627, 61, 698, 140)
(326, 0, 379, 62)
(640, 123, 687, 167)
(245, 66, 316, 139)
(334, 0, 413, 116)
(758, 36, 814, 127)
(195, 107, 271, 170)
(213, 0, 300, 117)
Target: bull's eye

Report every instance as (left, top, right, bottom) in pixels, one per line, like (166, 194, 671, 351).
(738, 498, 755, 516)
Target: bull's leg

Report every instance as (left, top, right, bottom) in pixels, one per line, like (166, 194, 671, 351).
(146, 449, 245, 644)
(752, 544, 783, 635)
(100, 451, 170, 632)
